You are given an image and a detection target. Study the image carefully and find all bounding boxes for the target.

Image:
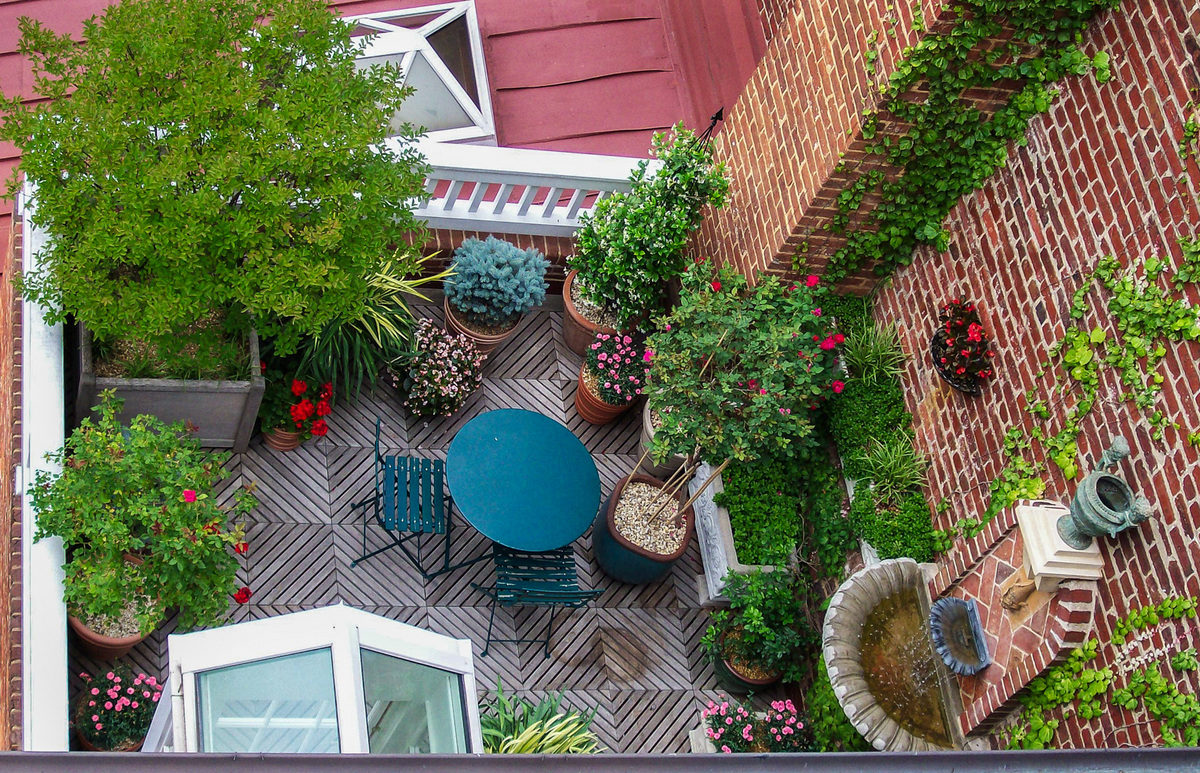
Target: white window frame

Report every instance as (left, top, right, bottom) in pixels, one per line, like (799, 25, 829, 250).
(166, 605, 482, 754)
(350, 1, 495, 144)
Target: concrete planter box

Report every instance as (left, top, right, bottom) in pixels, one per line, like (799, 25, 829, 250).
(76, 323, 265, 452)
(689, 462, 778, 604)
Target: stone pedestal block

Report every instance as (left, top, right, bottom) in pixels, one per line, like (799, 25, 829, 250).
(1016, 500, 1104, 592)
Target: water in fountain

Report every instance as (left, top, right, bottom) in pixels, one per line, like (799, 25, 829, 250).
(858, 587, 953, 747)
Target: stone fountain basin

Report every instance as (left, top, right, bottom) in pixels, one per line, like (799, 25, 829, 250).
(822, 558, 966, 751)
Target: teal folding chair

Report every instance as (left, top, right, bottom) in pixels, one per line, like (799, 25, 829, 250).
(472, 544, 603, 658)
(350, 418, 488, 579)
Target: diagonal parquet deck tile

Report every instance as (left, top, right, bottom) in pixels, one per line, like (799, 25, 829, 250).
(69, 305, 730, 754)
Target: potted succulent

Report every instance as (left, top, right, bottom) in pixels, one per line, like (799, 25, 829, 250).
(31, 393, 256, 659)
(444, 236, 549, 356)
(575, 332, 648, 425)
(593, 266, 842, 584)
(258, 372, 334, 451)
(930, 298, 995, 395)
(75, 667, 164, 751)
(389, 319, 485, 418)
(0, 0, 429, 447)
(701, 569, 813, 694)
(565, 124, 730, 353)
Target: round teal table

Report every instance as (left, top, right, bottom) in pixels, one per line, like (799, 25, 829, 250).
(446, 409, 600, 552)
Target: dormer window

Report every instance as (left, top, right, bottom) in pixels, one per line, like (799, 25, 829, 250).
(351, 2, 494, 144)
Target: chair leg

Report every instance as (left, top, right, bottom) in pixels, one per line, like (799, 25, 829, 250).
(542, 605, 557, 659)
(480, 596, 498, 657)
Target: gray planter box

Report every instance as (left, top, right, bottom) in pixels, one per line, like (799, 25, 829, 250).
(689, 462, 778, 603)
(77, 323, 265, 452)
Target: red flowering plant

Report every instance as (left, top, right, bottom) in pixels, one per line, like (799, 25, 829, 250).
(702, 695, 813, 753)
(934, 298, 995, 384)
(259, 364, 333, 439)
(75, 666, 164, 750)
(585, 331, 647, 406)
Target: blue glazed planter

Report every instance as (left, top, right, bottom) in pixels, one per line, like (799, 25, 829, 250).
(593, 474, 693, 585)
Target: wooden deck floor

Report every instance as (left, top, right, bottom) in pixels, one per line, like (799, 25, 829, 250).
(68, 300, 752, 754)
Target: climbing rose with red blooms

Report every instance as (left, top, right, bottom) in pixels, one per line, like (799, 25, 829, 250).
(805, 275, 820, 287)
(233, 586, 252, 604)
(936, 298, 995, 382)
(711, 281, 722, 292)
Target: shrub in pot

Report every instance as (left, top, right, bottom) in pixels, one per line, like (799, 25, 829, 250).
(575, 331, 647, 425)
(389, 319, 485, 418)
(594, 267, 844, 584)
(0, 0, 429, 361)
(75, 667, 164, 751)
(444, 236, 548, 356)
(32, 393, 256, 658)
(565, 124, 729, 351)
(701, 568, 815, 694)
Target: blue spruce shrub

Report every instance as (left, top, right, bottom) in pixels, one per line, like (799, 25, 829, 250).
(445, 236, 549, 327)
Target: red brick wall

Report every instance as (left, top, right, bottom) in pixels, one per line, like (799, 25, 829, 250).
(693, 0, 946, 285)
(874, 0, 1200, 747)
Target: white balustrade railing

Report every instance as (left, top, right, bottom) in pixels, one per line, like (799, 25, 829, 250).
(392, 138, 656, 237)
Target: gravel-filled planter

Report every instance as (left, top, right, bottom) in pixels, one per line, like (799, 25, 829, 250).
(593, 473, 694, 584)
(563, 271, 618, 355)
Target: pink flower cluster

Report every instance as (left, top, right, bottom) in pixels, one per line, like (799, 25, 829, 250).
(395, 320, 485, 418)
(586, 332, 646, 406)
(78, 669, 162, 749)
(702, 695, 811, 753)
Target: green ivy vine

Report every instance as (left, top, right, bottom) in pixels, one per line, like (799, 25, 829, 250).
(1113, 596, 1197, 645)
(821, 0, 1118, 281)
(1003, 639, 1112, 749)
(985, 237, 1200, 522)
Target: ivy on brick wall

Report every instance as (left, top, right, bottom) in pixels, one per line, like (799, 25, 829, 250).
(984, 236, 1200, 523)
(819, 0, 1118, 282)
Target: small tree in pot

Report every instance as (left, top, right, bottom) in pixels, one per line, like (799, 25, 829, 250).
(444, 236, 549, 356)
(32, 393, 256, 658)
(593, 266, 844, 583)
(564, 124, 729, 352)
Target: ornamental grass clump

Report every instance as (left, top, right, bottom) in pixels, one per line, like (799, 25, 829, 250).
(0, 0, 429, 356)
(480, 681, 601, 754)
(32, 393, 256, 635)
(445, 237, 549, 328)
(571, 124, 729, 329)
(75, 667, 163, 751)
(585, 332, 647, 406)
(392, 319, 484, 418)
(936, 298, 995, 381)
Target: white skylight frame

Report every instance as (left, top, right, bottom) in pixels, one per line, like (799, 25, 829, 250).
(161, 605, 483, 754)
(350, 2, 495, 144)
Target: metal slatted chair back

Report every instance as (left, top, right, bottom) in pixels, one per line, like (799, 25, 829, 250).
(473, 544, 602, 657)
(351, 418, 480, 578)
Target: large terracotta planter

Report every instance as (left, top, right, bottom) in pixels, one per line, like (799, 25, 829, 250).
(713, 646, 783, 695)
(68, 615, 148, 661)
(593, 474, 694, 584)
(563, 271, 617, 356)
(575, 363, 635, 424)
(443, 296, 519, 357)
(262, 427, 303, 451)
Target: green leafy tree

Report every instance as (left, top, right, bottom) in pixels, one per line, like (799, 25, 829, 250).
(0, 0, 429, 354)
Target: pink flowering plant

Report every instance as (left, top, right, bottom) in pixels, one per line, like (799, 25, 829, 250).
(75, 667, 163, 750)
(585, 332, 647, 406)
(645, 265, 843, 466)
(390, 319, 484, 418)
(702, 695, 812, 753)
(31, 392, 255, 636)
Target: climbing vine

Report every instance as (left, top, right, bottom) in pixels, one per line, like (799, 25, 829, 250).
(1113, 596, 1198, 645)
(1003, 639, 1112, 749)
(821, 0, 1117, 282)
(984, 237, 1200, 522)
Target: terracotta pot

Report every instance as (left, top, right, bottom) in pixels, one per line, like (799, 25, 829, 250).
(593, 473, 694, 584)
(714, 648, 783, 695)
(76, 722, 145, 752)
(68, 615, 148, 661)
(443, 296, 519, 357)
(263, 427, 303, 451)
(930, 330, 982, 396)
(562, 271, 618, 356)
(575, 363, 635, 424)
